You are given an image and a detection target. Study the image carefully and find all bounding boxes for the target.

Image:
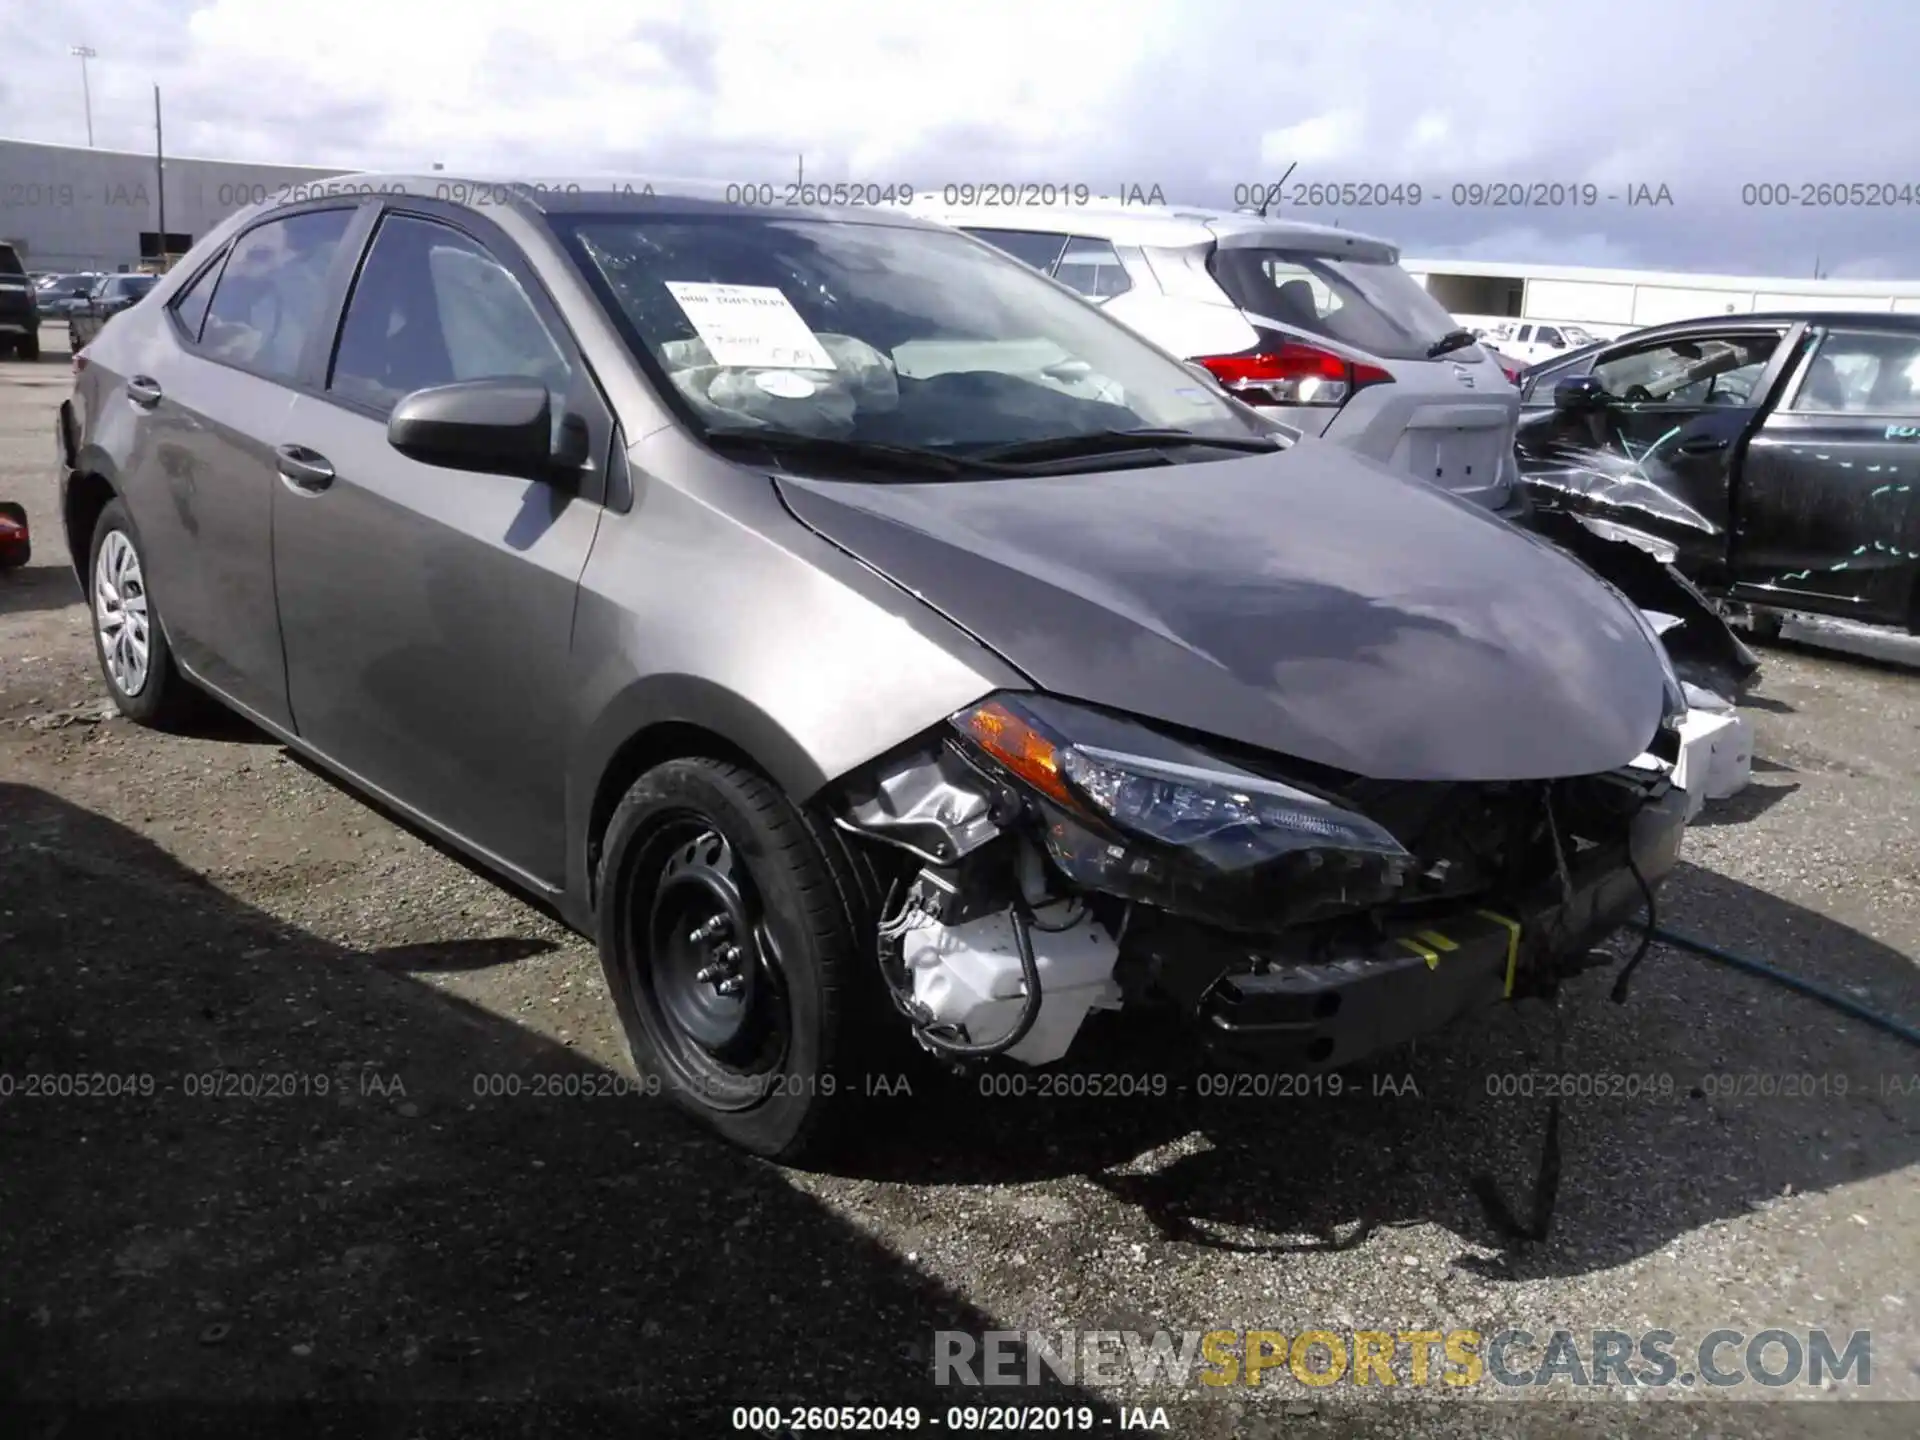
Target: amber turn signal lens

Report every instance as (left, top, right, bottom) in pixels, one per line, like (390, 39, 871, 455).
(956, 700, 1074, 806)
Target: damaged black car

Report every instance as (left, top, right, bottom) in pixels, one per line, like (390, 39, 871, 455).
(1517, 311, 1920, 640)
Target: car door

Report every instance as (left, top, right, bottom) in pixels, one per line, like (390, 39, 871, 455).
(1734, 325, 1920, 624)
(1515, 324, 1800, 578)
(271, 202, 610, 886)
(122, 203, 364, 727)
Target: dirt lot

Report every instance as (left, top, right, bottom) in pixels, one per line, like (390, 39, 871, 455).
(3, 329, 1917, 1439)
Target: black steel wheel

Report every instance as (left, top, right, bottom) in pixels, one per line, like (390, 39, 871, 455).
(594, 756, 882, 1159)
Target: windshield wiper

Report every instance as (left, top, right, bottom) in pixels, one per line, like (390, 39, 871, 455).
(971, 427, 1283, 465)
(702, 428, 989, 478)
(1427, 328, 1480, 359)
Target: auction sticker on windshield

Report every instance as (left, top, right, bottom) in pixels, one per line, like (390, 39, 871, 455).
(664, 282, 838, 370)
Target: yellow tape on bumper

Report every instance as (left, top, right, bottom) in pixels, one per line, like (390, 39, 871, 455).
(1397, 936, 1441, 969)
(1475, 909, 1523, 996)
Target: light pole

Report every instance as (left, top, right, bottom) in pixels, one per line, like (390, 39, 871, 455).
(70, 46, 97, 147)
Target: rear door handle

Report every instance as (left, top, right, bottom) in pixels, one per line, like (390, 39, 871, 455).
(125, 376, 162, 408)
(1676, 434, 1730, 454)
(275, 444, 335, 493)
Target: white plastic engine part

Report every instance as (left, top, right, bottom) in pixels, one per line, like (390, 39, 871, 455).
(1673, 707, 1754, 820)
(899, 904, 1122, 1066)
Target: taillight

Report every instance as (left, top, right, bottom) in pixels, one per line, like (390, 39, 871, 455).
(71, 353, 87, 376)
(1195, 343, 1392, 408)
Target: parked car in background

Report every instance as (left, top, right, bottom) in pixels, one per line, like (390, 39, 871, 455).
(1516, 311, 1920, 635)
(1490, 320, 1602, 365)
(908, 200, 1524, 514)
(35, 273, 105, 320)
(0, 242, 42, 359)
(58, 175, 1687, 1160)
(67, 272, 160, 350)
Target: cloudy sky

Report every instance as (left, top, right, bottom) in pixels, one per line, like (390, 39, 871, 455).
(4, 0, 1917, 278)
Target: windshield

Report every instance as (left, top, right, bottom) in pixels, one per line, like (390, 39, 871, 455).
(552, 213, 1270, 463)
(1207, 248, 1470, 363)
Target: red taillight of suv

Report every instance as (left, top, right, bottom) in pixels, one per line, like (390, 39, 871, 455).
(1195, 343, 1392, 408)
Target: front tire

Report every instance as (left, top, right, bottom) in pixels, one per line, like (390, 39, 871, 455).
(595, 757, 882, 1161)
(87, 498, 200, 726)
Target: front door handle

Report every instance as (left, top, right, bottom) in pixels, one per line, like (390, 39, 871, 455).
(126, 375, 163, 408)
(276, 444, 335, 493)
(1676, 433, 1730, 455)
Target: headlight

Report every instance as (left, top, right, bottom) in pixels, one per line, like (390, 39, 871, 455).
(949, 693, 1414, 932)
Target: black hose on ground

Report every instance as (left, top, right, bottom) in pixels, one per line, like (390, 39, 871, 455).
(1647, 924, 1920, 1049)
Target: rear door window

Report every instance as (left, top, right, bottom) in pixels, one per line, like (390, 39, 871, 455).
(1052, 237, 1132, 300)
(0, 244, 24, 276)
(168, 254, 225, 341)
(1207, 247, 1468, 362)
(962, 228, 1071, 275)
(1786, 330, 1920, 416)
(199, 208, 356, 381)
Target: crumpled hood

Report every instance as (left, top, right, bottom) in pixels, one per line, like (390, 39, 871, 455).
(776, 440, 1669, 781)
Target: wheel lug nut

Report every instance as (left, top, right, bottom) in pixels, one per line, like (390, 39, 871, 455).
(689, 916, 728, 944)
(716, 976, 744, 996)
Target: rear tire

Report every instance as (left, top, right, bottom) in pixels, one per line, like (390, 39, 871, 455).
(86, 498, 201, 727)
(17, 332, 39, 362)
(594, 756, 887, 1161)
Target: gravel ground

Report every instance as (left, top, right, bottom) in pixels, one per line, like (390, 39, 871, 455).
(2, 329, 1917, 1439)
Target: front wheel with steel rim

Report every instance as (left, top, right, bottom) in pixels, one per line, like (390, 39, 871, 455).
(87, 498, 198, 726)
(595, 756, 882, 1160)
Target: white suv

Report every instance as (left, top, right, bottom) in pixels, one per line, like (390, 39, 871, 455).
(907, 200, 1522, 513)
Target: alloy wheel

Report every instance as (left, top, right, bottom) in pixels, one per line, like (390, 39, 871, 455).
(94, 530, 150, 697)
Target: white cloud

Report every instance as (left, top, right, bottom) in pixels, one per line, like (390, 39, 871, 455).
(1260, 111, 1364, 168)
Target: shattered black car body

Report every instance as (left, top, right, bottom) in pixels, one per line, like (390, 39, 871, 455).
(1516, 312, 1920, 636)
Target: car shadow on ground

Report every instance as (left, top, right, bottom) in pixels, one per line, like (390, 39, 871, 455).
(843, 860, 1920, 1283)
(0, 782, 1113, 1435)
(0, 564, 81, 621)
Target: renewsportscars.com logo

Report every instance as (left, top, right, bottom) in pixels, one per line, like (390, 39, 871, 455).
(934, 1327, 1873, 1390)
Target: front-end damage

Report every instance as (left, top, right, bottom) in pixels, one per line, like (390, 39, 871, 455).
(830, 692, 1687, 1071)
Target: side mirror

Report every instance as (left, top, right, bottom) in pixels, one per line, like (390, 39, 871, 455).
(387, 378, 590, 483)
(1553, 375, 1609, 413)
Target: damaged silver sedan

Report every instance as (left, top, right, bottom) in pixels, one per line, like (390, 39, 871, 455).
(60, 175, 1689, 1159)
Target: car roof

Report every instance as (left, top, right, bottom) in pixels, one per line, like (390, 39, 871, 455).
(321, 172, 953, 229)
(899, 197, 1398, 255)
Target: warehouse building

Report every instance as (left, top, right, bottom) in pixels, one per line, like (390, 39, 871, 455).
(0, 137, 348, 272)
(1406, 256, 1920, 341)
(10, 134, 1920, 332)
